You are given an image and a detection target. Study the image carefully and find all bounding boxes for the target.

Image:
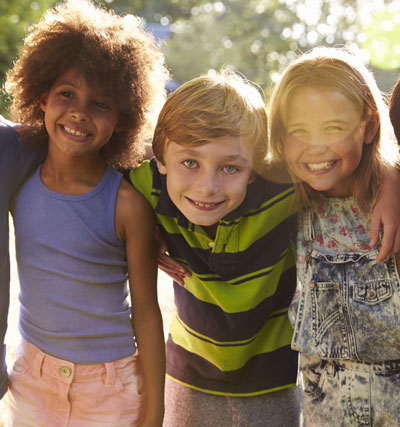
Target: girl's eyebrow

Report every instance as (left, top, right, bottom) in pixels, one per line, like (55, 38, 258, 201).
(54, 79, 79, 87)
(324, 119, 349, 125)
(55, 80, 113, 100)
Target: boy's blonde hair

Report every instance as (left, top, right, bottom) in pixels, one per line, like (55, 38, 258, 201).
(153, 70, 268, 174)
(268, 47, 399, 213)
(5, 0, 169, 168)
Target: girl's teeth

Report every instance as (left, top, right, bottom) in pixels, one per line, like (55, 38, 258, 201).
(307, 161, 334, 171)
(64, 126, 88, 137)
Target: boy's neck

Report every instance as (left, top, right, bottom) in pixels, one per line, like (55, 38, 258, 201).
(203, 223, 218, 239)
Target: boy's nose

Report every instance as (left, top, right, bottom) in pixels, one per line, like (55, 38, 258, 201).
(197, 171, 219, 195)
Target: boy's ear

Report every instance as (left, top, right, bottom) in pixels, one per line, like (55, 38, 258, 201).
(248, 171, 256, 184)
(40, 93, 49, 112)
(156, 159, 167, 175)
(364, 112, 380, 145)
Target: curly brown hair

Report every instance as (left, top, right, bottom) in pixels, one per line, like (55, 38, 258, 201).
(5, 0, 169, 168)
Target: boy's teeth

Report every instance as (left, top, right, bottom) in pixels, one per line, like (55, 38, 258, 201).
(307, 161, 334, 171)
(194, 201, 216, 208)
(64, 126, 88, 137)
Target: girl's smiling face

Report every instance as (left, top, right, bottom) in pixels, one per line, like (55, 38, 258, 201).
(283, 86, 375, 198)
(40, 67, 121, 161)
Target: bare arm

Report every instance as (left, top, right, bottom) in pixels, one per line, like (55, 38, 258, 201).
(116, 179, 165, 426)
(370, 166, 400, 262)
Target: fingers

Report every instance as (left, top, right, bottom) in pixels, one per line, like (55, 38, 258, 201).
(376, 223, 400, 262)
(376, 224, 394, 262)
(157, 253, 190, 286)
(157, 253, 189, 275)
(369, 211, 381, 249)
(369, 209, 400, 262)
(393, 229, 400, 254)
(158, 265, 186, 286)
(155, 225, 168, 255)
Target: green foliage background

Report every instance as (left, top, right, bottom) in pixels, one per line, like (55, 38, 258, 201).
(1, 0, 399, 118)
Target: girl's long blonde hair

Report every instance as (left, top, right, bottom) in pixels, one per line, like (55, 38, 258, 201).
(268, 47, 398, 214)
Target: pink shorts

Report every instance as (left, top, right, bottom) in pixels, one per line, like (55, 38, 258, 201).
(6, 339, 146, 426)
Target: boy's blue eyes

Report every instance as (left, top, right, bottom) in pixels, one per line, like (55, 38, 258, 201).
(183, 159, 197, 168)
(223, 165, 239, 174)
(182, 160, 239, 173)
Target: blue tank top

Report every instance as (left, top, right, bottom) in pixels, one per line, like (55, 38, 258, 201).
(12, 166, 136, 363)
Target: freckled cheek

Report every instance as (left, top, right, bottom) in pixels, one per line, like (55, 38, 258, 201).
(332, 136, 362, 156)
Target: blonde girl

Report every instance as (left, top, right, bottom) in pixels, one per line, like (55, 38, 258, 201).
(269, 47, 400, 426)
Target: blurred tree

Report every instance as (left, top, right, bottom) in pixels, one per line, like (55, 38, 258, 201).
(165, 0, 400, 94)
(1, 0, 399, 117)
(166, 0, 300, 93)
(361, 3, 400, 70)
(100, 0, 210, 21)
(0, 0, 56, 118)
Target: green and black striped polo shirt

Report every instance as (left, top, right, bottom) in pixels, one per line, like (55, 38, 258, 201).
(130, 159, 298, 396)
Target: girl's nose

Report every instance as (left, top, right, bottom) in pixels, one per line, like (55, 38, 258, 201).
(69, 102, 90, 122)
(305, 133, 328, 154)
(306, 143, 327, 154)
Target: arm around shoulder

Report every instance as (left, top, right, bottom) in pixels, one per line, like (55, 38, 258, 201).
(370, 166, 400, 261)
(116, 179, 165, 426)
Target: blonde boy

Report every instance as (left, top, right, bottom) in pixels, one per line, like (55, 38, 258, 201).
(130, 71, 301, 426)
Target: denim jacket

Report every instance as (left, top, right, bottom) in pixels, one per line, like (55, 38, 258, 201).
(291, 197, 400, 363)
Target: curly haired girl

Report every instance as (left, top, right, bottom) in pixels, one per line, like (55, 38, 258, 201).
(5, 0, 169, 425)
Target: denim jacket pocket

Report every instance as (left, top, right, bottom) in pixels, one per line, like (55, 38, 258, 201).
(353, 280, 392, 305)
(293, 250, 400, 362)
(309, 280, 350, 360)
(349, 254, 400, 361)
(292, 250, 351, 359)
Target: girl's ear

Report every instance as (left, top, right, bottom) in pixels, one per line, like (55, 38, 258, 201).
(156, 159, 167, 175)
(40, 93, 49, 112)
(364, 112, 380, 145)
(114, 123, 125, 133)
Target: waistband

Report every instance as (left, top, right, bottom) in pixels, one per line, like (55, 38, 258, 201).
(18, 339, 138, 384)
(302, 353, 400, 373)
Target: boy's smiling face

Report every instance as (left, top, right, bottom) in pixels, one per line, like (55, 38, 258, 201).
(157, 136, 254, 227)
